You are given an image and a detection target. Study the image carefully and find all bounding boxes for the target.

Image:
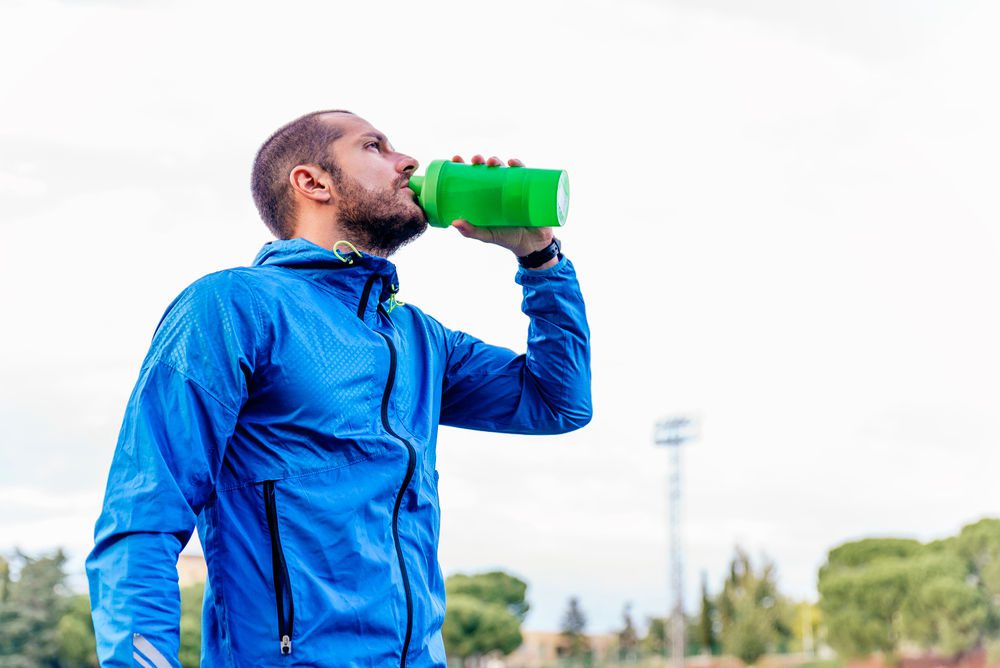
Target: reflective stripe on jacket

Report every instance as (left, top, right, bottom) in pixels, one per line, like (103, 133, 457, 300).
(86, 238, 592, 667)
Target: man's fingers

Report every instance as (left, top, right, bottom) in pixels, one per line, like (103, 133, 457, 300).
(451, 220, 474, 237)
(451, 220, 491, 243)
(451, 155, 525, 168)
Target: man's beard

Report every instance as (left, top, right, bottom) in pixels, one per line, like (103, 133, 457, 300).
(333, 172, 428, 257)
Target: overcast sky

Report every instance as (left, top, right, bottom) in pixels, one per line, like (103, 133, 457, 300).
(2, 0, 999, 634)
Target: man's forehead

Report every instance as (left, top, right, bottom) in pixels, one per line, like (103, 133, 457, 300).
(321, 112, 383, 140)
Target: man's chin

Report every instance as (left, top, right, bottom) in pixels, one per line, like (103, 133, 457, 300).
(396, 218, 429, 251)
(372, 215, 427, 257)
(405, 194, 427, 221)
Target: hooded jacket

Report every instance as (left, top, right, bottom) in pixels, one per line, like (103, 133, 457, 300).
(87, 238, 592, 667)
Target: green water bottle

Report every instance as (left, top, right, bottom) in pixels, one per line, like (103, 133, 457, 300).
(408, 159, 570, 228)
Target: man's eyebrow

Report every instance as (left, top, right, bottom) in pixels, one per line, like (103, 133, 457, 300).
(359, 132, 390, 145)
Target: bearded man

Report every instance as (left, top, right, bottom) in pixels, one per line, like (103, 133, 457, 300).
(86, 110, 592, 667)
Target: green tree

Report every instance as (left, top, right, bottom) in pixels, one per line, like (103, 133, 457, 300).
(179, 582, 205, 668)
(560, 597, 590, 662)
(717, 548, 791, 667)
(952, 518, 1000, 642)
(900, 576, 990, 656)
(0, 557, 9, 604)
(0, 550, 68, 668)
(617, 603, 639, 661)
(819, 534, 992, 661)
(697, 573, 718, 655)
(441, 571, 527, 664)
(643, 616, 667, 657)
(819, 546, 919, 660)
(953, 518, 1000, 599)
(823, 538, 923, 571)
(442, 594, 522, 665)
(791, 602, 821, 655)
(445, 571, 529, 621)
(56, 594, 98, 668)
(722, 598, 771, 667)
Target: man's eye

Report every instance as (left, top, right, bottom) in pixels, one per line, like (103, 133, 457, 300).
(366, 142, 380, 151)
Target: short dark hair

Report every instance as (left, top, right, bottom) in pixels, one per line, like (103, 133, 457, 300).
(250, 110, 353, 239)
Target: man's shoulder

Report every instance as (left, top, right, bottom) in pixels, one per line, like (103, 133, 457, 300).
(177, 267, 261, 301)
(159, 268, 263, 328)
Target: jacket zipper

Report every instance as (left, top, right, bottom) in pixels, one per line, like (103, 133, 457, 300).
(363, 290, 417, 668)
(263, 480, 295, 655)
(378, 328, 417, 668)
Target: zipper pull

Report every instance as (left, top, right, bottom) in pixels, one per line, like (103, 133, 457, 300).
(280, 635, 292, 654)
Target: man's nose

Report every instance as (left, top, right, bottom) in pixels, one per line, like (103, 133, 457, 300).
(397, 154, 418, 176)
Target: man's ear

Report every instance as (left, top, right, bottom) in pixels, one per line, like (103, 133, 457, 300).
(289, 164, 334, 203)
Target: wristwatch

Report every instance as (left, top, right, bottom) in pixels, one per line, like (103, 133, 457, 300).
(517, 237, 562, 269)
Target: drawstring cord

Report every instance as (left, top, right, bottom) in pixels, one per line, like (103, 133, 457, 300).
(386, 284, 405, 315)
(333, 240, 363, 264)
(334, 241, 406, 315)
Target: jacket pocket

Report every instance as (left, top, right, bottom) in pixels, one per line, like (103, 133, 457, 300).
(263, 480, 295, 655)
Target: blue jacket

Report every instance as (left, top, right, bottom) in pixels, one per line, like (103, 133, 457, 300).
(87, 238, 591, 667)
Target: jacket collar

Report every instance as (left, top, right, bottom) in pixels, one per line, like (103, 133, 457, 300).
(252, 238, 401, 321)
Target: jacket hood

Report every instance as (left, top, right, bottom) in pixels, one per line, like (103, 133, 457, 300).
(252, 238, 401, 316)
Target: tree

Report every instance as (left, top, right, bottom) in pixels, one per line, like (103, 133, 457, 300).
(791, 602, 821, 655)
(0, 550, 68, 668)
(442, 594, 522, 665)
(442, 572, 527, 664)
(0, 557, 9, 604)
(56, 594, 98, 668)
(717, 548, 792, 667)
(819, 533, 993, 661)
(617, 603, 639, 661)
(696, 573, 718, 656)
(900, 576, 990, 656)
(722, 598, 772, 667)
(179, 582, 205, 668)
(445, 571, 529, 621)
(952, 518, 1000, 643)
(953, 518, 1000, 599)
(560, 597, 590, 661)
(819, 545, 919, 660)
(643, 616, 667, 657)
(823, 538, 923, 571)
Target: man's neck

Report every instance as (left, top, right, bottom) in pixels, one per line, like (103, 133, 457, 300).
(290, 223, 386, 258)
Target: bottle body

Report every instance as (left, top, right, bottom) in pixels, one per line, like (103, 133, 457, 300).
(408, 160, 569, 228)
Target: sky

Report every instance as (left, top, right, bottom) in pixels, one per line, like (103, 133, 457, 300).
(2, 0, 1000, 634)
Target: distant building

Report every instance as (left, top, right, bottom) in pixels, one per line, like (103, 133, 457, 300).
(176, 553, 207, 588)
(505, 630, 618, 668)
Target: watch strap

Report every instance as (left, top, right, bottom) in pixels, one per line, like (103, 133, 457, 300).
(517, 237, 562, 269)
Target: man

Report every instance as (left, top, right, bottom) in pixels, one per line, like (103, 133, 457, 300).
(87, 110, 591, 667)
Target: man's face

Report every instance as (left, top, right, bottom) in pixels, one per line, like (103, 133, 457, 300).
(322, 114, 427, 256)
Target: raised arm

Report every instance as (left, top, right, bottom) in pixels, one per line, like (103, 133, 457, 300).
(439, 154, 591, 435)
(439, 255, 592, 434)
(86, 271, 258, 667)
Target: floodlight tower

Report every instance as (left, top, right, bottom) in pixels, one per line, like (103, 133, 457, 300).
(654, 415, 699, 668)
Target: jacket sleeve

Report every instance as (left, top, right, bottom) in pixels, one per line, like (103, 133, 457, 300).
(439, 256, 592, 435)
(86, 271, 259, 668)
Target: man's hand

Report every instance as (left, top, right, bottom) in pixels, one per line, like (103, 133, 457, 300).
(449, 154, 559, 269)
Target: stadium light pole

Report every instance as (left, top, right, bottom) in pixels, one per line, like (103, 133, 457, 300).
(654, 415, 699, 668)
